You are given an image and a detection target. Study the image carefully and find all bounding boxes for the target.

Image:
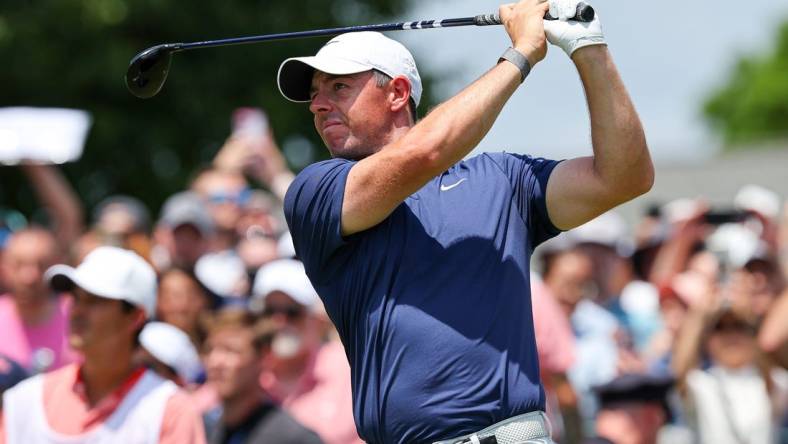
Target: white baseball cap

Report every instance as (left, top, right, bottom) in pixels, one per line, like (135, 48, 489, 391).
(277, 31, 422, 107)
(251, 259, 319, 311)
(45, 246, 157, 318)
(139, 322, 202, 383)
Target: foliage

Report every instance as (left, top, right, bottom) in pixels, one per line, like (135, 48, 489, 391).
(704, 20, 788, 148)
(0, 0, 433, 223)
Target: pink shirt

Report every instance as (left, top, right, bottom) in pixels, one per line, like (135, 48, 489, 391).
(0, 363, 206, 444)
(530, 274, 576, 374)
(0, 294, 78, 371)
(262, 340, 363, 444)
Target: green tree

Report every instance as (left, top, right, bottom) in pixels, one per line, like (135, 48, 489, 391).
(0, 0, 435, 224)
(704, 20, 788, 148)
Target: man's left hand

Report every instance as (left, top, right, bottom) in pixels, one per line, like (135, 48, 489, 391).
(544, 0, 606, 57)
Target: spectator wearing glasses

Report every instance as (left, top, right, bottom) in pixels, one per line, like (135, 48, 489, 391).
(191, 168, 251, 252)
(252, 259, 362, 444)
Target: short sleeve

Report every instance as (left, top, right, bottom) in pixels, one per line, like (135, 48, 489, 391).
(486, 152, 563, 247)
(159, 391, 207, 444)
(284, 159, 355, 281)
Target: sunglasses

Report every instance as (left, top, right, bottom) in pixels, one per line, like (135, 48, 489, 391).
(712, 321, 755, 334)
(207, 188, 252, 206)
(262, 305, 305, 320)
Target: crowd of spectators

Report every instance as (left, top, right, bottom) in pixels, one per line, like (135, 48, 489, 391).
(0, 113, 787, 443)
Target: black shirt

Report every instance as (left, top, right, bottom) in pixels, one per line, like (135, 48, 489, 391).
(209, 402, 324, 444)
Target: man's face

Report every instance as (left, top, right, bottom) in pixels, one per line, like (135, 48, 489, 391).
(706, 315, 757, 369)
(156, 269, 208, 335)
(68, 288, 141, 353)
(545, 250, 595, 312)
(309, 71, 393, 159)
(596, 403, 665, 444)
(204, 327, 261, 400)
(260, 291, 322, 361)
(0, 230, 58, 305)
(192, 171, 249, 232)
(171, 224, 207, 267)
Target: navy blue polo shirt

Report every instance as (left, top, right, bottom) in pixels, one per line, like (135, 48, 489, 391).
(284, 152, 561, 444)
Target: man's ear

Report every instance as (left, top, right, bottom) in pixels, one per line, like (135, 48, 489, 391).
(129, 308, 147, 332)
(388, 76, 412, 114)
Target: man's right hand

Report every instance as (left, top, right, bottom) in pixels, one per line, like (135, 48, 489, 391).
(499, 0, 551, 67)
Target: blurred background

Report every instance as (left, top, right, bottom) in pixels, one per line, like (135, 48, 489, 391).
(1, 0, 788, 443)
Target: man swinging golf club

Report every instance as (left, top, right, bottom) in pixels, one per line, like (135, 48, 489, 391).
(278, 0, 654, 442)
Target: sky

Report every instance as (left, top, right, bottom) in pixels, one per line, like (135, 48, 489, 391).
(394, 0, 788, 165)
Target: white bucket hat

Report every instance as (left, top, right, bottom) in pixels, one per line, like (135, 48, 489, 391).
(277, 31, 422, 107)
(45, 246, 157, 318)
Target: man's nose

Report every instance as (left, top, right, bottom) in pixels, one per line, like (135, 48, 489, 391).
(309, 92, 331, 114)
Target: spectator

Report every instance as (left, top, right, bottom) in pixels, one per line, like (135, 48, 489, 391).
(543, 247, 632, 431)
(672, 283, 788, 444)
(151, 191, 214, 272)
(156, 266, 217, 349)
(0, 228, 77, 372)
(202, 308, 323, 444)
(0, 246, 206, 443)
(583, 373, 677, 444)
(235, 194, 281, 278)
(531, 273, 581, 443)
(643, 284, 690, 376)
(571, 212, 662, 352)
(252, 259, 361, 444)
(195, 251, 250, 299)
(191, 168, 250, 252)
(138, 322, 202, 386)
(91, 195, 153, 261)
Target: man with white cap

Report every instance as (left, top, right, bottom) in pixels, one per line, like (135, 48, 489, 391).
(279, 0, 653, 442)
(152, 191, 215, 272)
(252, 259, 363, 444)
(138, 321, 203, 386)
(0, 246, 206, 444)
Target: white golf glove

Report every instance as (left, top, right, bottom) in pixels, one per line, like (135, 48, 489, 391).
(544, 0, 606, 57)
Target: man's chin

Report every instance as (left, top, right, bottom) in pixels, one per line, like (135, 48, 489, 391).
(68, 334, 87, 351)
(327, 144, 370, 161)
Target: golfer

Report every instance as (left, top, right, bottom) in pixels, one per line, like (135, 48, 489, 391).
(277, 0, 653, 442)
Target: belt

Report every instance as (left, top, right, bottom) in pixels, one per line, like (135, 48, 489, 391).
(432, 411, 552, 444)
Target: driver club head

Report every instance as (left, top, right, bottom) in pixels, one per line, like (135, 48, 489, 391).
(125, 44, 178, 99)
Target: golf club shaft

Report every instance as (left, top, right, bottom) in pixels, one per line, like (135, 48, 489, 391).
(169, 4, 593, 53)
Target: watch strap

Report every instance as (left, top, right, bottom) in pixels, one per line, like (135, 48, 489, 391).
(498, 47, 531, 83)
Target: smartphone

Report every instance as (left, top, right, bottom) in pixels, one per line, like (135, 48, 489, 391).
(231, 107, 268, 137)
(703, 209, 748, 225)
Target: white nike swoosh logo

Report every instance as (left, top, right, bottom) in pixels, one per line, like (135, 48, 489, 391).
(440, 178, 467, 191)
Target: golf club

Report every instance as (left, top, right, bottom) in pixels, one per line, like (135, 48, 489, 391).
(126, 3, 594, 99)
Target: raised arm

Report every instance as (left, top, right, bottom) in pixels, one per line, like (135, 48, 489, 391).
(339, 0, 550, 235)
(21, 163, 84, 247)
(544, 26, 654, 230)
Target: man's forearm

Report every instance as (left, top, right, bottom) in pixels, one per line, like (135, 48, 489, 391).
(400, 62, 521, 170)
(573, 46, 653, 199)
